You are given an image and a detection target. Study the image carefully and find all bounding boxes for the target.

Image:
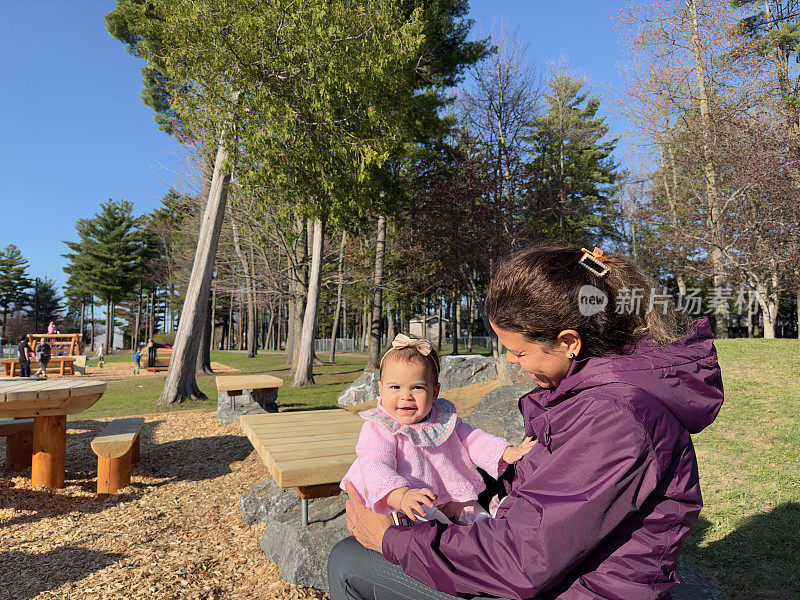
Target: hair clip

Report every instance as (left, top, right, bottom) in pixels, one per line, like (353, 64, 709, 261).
(579, 247, 610, 277)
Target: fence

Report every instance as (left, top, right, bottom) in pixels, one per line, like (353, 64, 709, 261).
(0, 345, 18, 359)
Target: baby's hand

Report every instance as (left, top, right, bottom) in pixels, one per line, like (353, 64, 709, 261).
(400, 488, 436, 521)
(502, 436, 536, 464)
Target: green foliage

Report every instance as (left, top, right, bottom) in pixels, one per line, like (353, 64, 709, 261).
(62, 199, 148, 305)
(27, 277, 64, 329)
(525, 75, 620, 243)
(730, 0, 800, 56)
(0, 244, 31, 331)
(105, 0, 180, 134)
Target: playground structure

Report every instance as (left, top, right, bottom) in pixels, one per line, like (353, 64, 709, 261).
(27, 333, 83, 357)
(1, 333, 83, 376)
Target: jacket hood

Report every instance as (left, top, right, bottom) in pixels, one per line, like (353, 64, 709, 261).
(529, 317, 724, 434)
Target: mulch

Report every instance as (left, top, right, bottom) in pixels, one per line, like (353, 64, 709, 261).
(0, 411, 326, 600)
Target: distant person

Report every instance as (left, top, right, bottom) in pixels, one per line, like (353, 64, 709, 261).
(34, 339, 51, 378)
(17, 336, 32, 378)
(133, 347, 141, 374)
(96, 342, 105, 367)
(47, 321, 58, 335)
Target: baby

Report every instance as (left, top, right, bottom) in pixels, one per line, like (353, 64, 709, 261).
(341, 334, 535, 525)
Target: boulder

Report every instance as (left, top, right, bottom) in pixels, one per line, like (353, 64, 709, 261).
(241, 478, 347, 590)
(439, 355, 497, 393)
(465, 384, 534, 443)
(217, 388, 278, 426)
(240, 479, 300, 527)
(337, 371, 380, 407)
(674, 559, 728, 600)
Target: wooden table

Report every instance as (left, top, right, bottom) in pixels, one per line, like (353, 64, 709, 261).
(216, 374, 284, 409)
(0, 378, 106, 487)
(239, 409, 362, 525)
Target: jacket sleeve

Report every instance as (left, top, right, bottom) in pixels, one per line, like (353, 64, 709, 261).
(382, 396, 661, 599)
(454, 418, 512, 479)
(356, 422, 411, 512)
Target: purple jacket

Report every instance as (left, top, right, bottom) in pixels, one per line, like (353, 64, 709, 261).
(382, 318, 724, 599)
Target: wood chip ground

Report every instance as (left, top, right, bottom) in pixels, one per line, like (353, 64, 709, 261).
(0, 411, 326, 600)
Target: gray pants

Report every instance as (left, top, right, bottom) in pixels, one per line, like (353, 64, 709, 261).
(327, 536, 511, 600)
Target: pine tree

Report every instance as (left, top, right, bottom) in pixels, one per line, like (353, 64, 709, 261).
(0, 245, 31, 337)
(27, 278, 64, 332)
(526, 75, 619, 244)
(63, 200, 146, 348)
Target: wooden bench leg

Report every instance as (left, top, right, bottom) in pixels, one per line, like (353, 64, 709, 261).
(59, 360, 65, 376)
(97, 449, 133, 495)
(32, 415, 66, 488)
(131, 434, 140, 464)
(6, 429, 33, 471)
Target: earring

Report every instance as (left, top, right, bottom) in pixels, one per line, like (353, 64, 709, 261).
(568, 353, 576, 359)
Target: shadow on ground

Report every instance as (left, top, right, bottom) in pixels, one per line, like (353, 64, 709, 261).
(0, 418, 253, 527)
(683, 503, 800, 600)
(0, 546, 126, 600)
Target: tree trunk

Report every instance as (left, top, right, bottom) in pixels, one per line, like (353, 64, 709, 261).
(386, 304, 396, 345)
(437, 296, 443, 351)
(329, 231, 347, 363)
(467, 294, 474, 352)
(361, 296, 370, 351)
(688, 0, 728, 338)
(366, 215, 387, 371)
(293, 218, 326, 386)
(193, 148, 217, 373)
(452, 290, 460, 356)
(133, 285, 142, 353)
(159, 128, 233, 406)
(231, 218, 257, 358)
(90, 298, 95, 352)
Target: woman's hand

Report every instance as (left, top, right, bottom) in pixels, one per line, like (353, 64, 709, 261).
(344, 481, 394, 554)
(502, 436, 536, 464)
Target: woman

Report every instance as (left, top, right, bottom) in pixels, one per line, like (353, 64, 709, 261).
(329, 246, 724, 600)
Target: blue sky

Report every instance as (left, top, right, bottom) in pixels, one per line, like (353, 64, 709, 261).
(0, 0, 627, 291)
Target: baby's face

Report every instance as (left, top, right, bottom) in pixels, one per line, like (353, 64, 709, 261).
(378, 359, 439, 425)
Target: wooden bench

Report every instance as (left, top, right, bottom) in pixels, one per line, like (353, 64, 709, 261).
(1, 356, 76, 376)
(91, 417, 144, 494)
(0, 418, 34, 471)
(239, 409, 361, 525)
(216, 374, 284, 410)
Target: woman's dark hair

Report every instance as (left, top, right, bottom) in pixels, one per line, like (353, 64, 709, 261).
(485, 246, 687, 358)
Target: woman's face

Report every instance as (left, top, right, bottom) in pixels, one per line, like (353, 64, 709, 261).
(491, 322, 580, 389)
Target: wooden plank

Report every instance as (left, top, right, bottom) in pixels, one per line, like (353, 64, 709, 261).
(0, 418, 35, 436)
(216, 374, 284, 392)
(245, 422, 363, 436)
(258, 433, 361, 452)
(275, 454, 357, 487)
(91, 417, 145, 459)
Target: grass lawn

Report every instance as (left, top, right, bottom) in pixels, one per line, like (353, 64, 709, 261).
(684, 338, 800, 600)
(75, 350, 369, 420)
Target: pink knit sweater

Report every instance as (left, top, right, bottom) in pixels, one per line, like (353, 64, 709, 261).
(340, 398, 512, 514)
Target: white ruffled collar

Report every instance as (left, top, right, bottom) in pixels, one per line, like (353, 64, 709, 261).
(359, 398, 458, 447)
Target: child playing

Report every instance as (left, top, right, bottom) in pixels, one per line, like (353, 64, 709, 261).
(341, 334, 535, 526)
(133, 347, 141, 374)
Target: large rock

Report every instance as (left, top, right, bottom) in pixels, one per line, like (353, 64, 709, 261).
(674, 559, 728, 600)
(217, 388, 278, 426)
(465, 384, 533, 443)
(337, 371, 379, 407)
(241, 478, 347, 590)
(439, 355, 497, 393)
(240, 479, 300, 527)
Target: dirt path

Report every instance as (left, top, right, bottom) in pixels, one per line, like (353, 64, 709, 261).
(0, 411, 324, 600)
